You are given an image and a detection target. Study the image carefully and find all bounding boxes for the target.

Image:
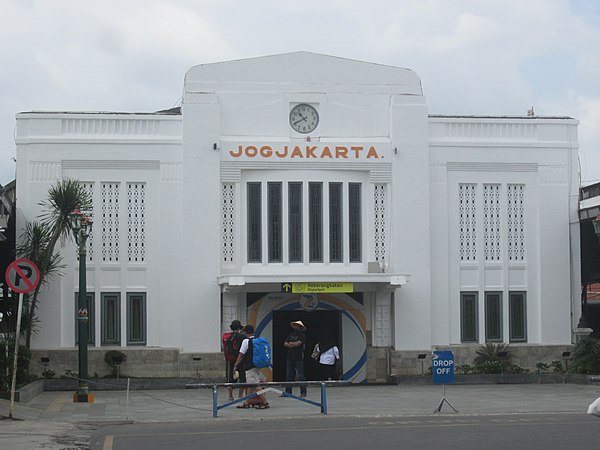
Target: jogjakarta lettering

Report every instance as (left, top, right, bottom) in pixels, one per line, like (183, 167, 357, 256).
(228, 145, 383, 159)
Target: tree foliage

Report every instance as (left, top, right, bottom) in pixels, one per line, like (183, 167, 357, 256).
(17, 178, 91, 347)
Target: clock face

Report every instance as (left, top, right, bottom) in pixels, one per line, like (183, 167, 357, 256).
(289, 103, 319, 134)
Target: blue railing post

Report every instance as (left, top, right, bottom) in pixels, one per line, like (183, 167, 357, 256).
(321, 382, 327, 414)
(212, 384, 218, 417)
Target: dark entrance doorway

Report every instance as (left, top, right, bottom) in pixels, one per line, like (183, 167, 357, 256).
(272, 310, 341, 382)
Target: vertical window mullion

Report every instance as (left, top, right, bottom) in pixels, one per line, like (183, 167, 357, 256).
(329, 182, 343, 262)
(509, 292, 527, 342)
(247, 182, 262, 263)
(127, 292, 146, 345)
(288, 182, 303, 262)
(485, 292, 502, 342)
(101, 292, 121, 346)
(309, 182, 323, 262)
(461, 292, 478, 343)
(349, 183, 362, 262)
(268, 182, 282, 262)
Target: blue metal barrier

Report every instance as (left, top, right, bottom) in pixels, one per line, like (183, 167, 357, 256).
(186, 380, 346, 417)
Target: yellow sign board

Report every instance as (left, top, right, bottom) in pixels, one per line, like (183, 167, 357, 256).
(282, 282, 354, 293)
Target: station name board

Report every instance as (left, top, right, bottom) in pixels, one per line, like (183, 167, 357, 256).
(227, 144, 387, 161)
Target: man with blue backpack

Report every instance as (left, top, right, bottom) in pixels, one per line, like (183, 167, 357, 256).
(233, 324, 271, 409)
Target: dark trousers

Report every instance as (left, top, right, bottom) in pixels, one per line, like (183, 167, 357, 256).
(320, 362, 337, 381)
(285, 358, 307, 395)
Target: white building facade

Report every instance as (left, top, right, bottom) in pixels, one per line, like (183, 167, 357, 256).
(15, 53, 580, 382)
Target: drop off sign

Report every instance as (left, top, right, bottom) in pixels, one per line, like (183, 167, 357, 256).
(432, 351, 455, 385)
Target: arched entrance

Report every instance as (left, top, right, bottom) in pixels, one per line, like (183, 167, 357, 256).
(272, 310, 341, 382)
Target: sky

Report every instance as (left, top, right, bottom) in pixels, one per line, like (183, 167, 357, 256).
(1, 0, 600, 186)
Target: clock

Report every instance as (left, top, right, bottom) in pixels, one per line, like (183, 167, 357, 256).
(289, 103, 319, 134)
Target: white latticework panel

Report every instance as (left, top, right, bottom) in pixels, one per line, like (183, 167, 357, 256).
(127, 183, 146, 262)
(80, 182, 94, 262)
(507, 184, 525, 261)
(222, 184, 235, 263)
(459, 184, 477, 261)
(374, 184, 386, 262)
(483, 184, 501, 261)
(101, 182, 120, 262)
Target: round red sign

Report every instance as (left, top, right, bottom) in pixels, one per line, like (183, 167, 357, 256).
(5, 258, 40, 294)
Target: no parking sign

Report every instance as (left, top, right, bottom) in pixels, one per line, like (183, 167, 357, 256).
(5, 258, 40, 294)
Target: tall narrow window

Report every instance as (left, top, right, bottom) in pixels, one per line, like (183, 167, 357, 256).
(101, 293, 121, 346)
(247, 182, 262, 263)
(309, 182, 323, 262)
(509, 291, 527, 342)
(349, 183, 362, 262)
(75, 293, 95, 345)
(329, 183, 343, 262)
(288, 182, 303, 262)
(268, 182, 282, 262)
(460, 292, 478, 342)
(127, 292, 146, 345)
(485, 292, 503, 342)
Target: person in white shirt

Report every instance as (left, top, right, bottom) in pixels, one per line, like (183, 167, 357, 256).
(314, 330, 340, 380)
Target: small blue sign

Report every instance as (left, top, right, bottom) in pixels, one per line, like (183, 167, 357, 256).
(432, 351, 455, 385)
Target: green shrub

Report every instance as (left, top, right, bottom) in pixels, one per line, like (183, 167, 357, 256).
(474, 343, 512, 374)
(42, 368, 55, 379)
(0, 341, 33, 390)
(104, 350, 127, 377)
(456, 364, 475, 374)
(535, 362, 550, 373)
(571, 338, 600, 374)
(550, 360, 564, 373)
(510, 364, 529, 374)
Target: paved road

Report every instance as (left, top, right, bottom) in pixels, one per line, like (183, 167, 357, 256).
(1, 383, 600, 449)
(89, 413, 600, 450)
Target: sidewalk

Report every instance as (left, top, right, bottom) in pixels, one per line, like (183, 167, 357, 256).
(2, 383, 600, 449)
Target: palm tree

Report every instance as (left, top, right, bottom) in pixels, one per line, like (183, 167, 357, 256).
(19, 179, 91, 348)
(16, 222, 64, 342)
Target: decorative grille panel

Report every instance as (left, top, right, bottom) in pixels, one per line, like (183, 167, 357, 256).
(374, 184, 386, 262)
(483, 184, 501, 261)
(459, 184, 477, 261)
(80, 182, 94, 262)
(507, 184, 525, 261)
(127, 183, 146, 262)
(101, 182, 120, 262)
(222, 184, 235, 263)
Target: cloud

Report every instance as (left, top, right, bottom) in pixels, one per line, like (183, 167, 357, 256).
(1, 0, 600, 185)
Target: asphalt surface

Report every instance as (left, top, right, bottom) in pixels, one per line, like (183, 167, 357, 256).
(1, 383, 600, 449)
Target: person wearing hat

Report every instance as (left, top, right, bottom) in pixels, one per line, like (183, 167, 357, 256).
(283, 320, 308, 397)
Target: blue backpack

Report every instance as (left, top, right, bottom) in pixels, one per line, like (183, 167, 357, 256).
(251, 337, 272, 369)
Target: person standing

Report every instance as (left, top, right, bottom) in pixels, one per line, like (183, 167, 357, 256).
(284, 320, 307, 397)
(233, 325, 269, 409)
(222, 320, 246, 401)
(315, 330, 340, 380)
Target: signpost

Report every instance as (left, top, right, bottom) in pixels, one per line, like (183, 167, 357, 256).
(4, 258, 40, 419)
(432, 350, 458, 413)
(281, 282, 353, 293)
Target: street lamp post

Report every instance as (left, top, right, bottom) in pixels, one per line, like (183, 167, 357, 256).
(69, 209, 93, 403)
